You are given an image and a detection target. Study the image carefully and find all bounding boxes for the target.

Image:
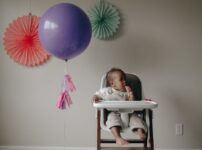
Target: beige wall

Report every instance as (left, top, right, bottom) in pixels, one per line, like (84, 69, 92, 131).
(0, 0, 202, 148)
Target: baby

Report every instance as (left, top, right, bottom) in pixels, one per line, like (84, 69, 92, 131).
(92, 68, 147, 145)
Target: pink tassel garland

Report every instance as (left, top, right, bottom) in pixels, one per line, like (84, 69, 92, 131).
(57, 74, 76, 109)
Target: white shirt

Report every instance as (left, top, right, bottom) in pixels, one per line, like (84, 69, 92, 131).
(95, 87, 129, 101)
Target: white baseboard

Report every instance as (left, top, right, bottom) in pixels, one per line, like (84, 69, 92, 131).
(0, 146, 94, 150)
(159, 149, 201, 150)
(0, 146, 201, 150)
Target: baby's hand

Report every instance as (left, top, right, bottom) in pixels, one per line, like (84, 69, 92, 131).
(125, 86, 134, 100)
(92, 95, 102, 103)
(125, 86, 132, 93)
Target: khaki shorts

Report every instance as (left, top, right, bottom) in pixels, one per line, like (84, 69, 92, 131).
(106, 111, 147, 132)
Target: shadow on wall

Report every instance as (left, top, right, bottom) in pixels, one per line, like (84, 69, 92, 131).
(100, 7, 165, 72)
(89, 32, 166, 76)
(121, 34, 165, 71)
(88, 8, 166, 75)
(163, 87, 202, 140)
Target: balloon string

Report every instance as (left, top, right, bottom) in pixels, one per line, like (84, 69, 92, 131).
(64, 60, 68, 75)
(29, 0, 32, 14)
(63, 111, 66, 150)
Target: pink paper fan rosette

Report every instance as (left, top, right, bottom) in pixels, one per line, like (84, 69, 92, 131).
(3, 14, 50, 66)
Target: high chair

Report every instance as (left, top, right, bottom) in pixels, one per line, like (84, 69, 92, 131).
(93, 73, 158, 150)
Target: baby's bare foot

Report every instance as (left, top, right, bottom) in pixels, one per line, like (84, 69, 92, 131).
(137, 128, 146, 140)
(116, 137, 128, 145)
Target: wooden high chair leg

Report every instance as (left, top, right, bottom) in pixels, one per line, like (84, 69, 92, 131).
(144, 132, 148, 148)
(149, 109, 154, 150)
(143, 109, 148, 148)
(97, 110, 101, 150)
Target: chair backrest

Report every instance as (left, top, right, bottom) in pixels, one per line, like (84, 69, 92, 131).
(100, 73, 142, 100)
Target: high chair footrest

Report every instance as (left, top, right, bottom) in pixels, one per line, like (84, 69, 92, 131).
(101, 139, 146, 143)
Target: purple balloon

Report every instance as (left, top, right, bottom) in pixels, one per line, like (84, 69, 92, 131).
(39, 3, 92, 60)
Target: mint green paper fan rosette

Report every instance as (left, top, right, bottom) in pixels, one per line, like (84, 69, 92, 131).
(88, 1, 120, 40)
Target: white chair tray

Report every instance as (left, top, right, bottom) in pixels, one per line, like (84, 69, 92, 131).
(93, 100, 158, 111)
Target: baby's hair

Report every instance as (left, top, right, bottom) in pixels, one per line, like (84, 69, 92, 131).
(106, 67, 126, 86)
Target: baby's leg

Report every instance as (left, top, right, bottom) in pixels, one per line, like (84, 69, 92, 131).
(129, 113, 147, 140)
(133, 128, 146, 140)
(111, 126, 128, 145)
(106, 112, 128, 145)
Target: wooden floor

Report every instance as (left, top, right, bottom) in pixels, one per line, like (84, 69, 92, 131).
(101, 148, 152, 150)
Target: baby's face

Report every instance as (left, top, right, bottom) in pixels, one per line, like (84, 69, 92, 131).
(110, 72, 126, 91)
